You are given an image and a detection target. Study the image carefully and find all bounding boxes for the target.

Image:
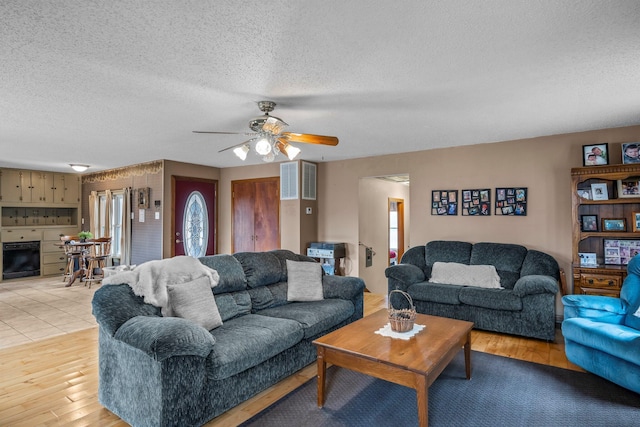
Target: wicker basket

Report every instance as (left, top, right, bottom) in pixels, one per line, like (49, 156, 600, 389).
(388, 290, 417, 332)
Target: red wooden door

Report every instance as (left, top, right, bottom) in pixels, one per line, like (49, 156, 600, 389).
(232, 178, 279, 253)
(173, 177, 217, 257)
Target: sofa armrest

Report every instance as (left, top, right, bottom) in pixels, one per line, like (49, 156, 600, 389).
(322, 275, 365, 300)
(385, 264, 426, 293)
(114, 316, 216, 362)
(562, 295, 626, 324)
(512, 275, 558, 297)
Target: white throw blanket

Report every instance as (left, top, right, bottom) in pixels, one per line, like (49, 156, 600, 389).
(102, 256, 220, 316)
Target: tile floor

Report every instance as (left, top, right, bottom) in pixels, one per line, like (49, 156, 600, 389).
(0, 275, 98, 349)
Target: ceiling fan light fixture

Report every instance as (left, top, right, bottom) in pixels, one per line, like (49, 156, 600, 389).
(233, 144, 250, 161)
(255, 136, 272, 155)
(262, 152, 275, 162)
(283, 144, 301, 160)
(69, 164, 89, 172)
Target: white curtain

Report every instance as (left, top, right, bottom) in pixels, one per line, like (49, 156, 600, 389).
(104, 189, 112, 237)
(88, 191, 98, 235)
(121, 187, 132, 265)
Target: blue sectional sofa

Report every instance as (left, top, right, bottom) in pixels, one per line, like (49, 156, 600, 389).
(92, 250, 365, 427)
(385, 240, 560, 341)
(562, 256, 640, 394)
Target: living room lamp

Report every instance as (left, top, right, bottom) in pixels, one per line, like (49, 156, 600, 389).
(69, 164, 89, 172)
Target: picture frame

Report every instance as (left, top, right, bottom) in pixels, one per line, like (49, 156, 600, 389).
(580, 214, 598, 232)
(577, 188, 592, 199)
(633, 212, 640, 232)
(616, 179, 640, 198)
(431, 190, 458, 216)
(622, 142, 640, 164)
(495, 187, 527, 216)
(602, 218, 626, 232)
(137, 187, 150, 209)
(582, 143, 609, 166)
(604, 239, 640, 265)
(462, 188, 490, 216)
(578, 252, 598, 267)
(590, 183, 609, 200)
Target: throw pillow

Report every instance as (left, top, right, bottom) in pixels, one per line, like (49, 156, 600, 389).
(429, 262, 502, 289)
(286, 260, 324, 301)
(167, 276, 223, 330)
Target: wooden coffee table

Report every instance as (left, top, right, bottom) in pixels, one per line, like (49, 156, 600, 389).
(313, 310, 473, 427)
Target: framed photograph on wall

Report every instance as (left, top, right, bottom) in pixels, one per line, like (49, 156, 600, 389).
(580, 214, 598, 232)
(431, 190, 458, 216)
(582, 143, 609, 166)
(462, 188, 490, 216)
(495, 187, 527, 216)
(137, 187, 150, 209)
(622, 142, 640, 164)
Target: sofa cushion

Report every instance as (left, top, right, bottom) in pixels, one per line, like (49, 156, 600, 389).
(429, 262, 502, 288)
(408, 282, 462, 305)
(425, 241, 472, 267)
(269, 249, 315, 282)
(234, 252, 282, 288)
(470, 243, 527, 289)
(198, 254, 247, 294)
(207, 314, 304, 380)
(563, 317, 640, 366)
(214, 291, 252, 322)
(248, 282, 288, 311)
(459, 287, 523, 311)
(286, 260, 324, 301)
(256, 299, 354, 338)
(167, 276, 223, 330)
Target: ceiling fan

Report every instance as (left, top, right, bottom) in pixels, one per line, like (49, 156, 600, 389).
(193, 100, 339, 162)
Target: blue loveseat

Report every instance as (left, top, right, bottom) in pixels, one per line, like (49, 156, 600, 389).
(562, 256, 640, 394)
(385, 240, 560, 341)
(92, 250, 365, 427)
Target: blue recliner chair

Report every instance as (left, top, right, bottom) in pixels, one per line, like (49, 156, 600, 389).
(562, 256, 640, 394)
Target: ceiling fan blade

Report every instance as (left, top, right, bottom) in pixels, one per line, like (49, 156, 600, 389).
(280, 132, 339, 146)
(193, 131, 256, 136)
(218, 138, 255, 153)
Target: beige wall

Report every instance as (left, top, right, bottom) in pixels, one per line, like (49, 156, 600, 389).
(358, 178, 411, 294)
(318, 125, 640, 296)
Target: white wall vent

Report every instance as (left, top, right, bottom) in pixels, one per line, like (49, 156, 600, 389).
(302, 161, 317, 200)
(280, 161, 299, 200)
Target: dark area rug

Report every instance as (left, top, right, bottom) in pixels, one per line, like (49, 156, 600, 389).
(240, 350, 640, 427)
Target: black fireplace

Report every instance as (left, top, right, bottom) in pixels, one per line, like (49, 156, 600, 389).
(2, 241, 40, 280)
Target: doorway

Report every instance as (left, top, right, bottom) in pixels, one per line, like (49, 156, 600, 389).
(389, 198, 405, 265)
(172, 176, 217, 257)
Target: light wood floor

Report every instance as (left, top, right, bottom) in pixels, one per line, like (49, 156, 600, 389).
(0, 293, 581, 427)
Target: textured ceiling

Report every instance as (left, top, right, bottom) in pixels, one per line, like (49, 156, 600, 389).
(1, 1, 640, 173)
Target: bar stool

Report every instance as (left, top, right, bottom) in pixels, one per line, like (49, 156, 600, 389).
(60, 235, 82, 283)
(84, 237, 112, 288)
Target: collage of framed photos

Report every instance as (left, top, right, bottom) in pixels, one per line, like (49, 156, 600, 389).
(582, 142, 640, 166)
(431, 190, 458, 216)
(432, 187, 527, 216)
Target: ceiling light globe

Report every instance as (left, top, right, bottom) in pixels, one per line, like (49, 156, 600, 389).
(69, 164, 89, 172)
(286, 145, 301, 160)
(233, 144, 249, 161)
(255, 137, 272, 155)
(262, 152, 275, 162)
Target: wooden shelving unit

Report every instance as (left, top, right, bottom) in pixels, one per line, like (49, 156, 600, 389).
(571, 164, 640, 296)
